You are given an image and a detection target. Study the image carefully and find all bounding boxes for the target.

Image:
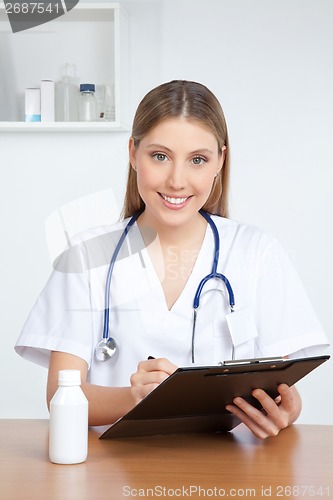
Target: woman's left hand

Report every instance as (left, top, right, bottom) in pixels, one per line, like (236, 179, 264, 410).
(225, 384, 302, 439)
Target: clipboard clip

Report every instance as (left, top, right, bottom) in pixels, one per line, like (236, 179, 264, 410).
(218, 356, 284, 366)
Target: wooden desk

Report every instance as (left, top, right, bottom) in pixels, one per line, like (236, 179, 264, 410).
(1, 420, 332, 500)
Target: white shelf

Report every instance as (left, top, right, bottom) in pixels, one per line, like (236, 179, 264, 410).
(0, 2, 129, 132)
(0, 121, 130, 132)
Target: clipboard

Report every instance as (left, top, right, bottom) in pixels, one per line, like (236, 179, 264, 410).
(100, 354, 330, 439)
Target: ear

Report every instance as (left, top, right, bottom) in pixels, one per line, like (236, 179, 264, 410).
(216, 146, 227, 176)
(221, 145, 226, 164)
(128, 137, 137, 169)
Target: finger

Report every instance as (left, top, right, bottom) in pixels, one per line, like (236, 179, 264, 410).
(130, 358, 178, 406)
(277, 384, 296, 413)
(148, 357, 178, 375)
(229, 395, 284, 437)
(138, 357, 177, 375)
(130, 368, 169, 387)
(225, 402, 276, 439)
(252, 389, 282, 415)
(252, 388, 290, 430)
(137, 382, 160, 397)
(131, 383, 159, 404)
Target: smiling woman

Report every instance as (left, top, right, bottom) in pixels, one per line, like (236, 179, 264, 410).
(129, 117, 225, 233)
(123, 80, 230, 220)
(15, 80, 329, 438)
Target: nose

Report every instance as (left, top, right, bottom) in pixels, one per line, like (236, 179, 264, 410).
(166, 163, 186, 191)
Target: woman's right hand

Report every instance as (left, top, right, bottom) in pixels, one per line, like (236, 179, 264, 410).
(130, 357, 178, 405)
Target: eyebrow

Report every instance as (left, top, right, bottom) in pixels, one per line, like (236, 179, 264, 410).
(145, 144, 214, 155)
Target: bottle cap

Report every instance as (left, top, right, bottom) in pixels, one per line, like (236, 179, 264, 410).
(80, 83, 95, 92)
(58, 370, 81, 386)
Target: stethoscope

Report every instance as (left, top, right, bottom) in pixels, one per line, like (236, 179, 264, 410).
(94, 210, 235, 363)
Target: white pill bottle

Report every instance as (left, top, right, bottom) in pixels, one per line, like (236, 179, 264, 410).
(49, 370, 88, 464)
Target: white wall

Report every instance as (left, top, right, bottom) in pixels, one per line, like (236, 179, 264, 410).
(1, 0, 332, 424)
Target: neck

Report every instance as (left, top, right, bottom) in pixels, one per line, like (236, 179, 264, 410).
(137, 210, 207, 249)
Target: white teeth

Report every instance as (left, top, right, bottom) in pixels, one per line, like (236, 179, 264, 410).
(162, 194, 188, 205)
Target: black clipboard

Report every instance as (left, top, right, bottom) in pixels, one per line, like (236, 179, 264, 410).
(100, 354, 330, 439)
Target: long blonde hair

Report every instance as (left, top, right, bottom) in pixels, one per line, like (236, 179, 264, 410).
(122, 80, 230, 219)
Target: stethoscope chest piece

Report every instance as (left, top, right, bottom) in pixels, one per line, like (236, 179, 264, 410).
(94, 337, 117, 362)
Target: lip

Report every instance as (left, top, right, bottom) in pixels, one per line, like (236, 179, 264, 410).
(158, 192, 192, 210)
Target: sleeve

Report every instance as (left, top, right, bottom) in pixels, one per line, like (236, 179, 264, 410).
(253, 237, 329, 358)
(15, 244, 94, 369)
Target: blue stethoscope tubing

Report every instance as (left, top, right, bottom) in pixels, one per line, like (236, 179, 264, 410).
(191, 210, 235, 362)
(194, 210, 235, 310)
(102, 212, 140, 342)
(96, 209, 235, 362)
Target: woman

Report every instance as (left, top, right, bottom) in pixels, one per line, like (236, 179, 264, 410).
(15, 80, 328, 439)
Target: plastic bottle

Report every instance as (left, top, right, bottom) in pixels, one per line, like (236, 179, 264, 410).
(49, 370, 88, 465)
(55, 64, 79, 122)
(79, 83, 98, 122)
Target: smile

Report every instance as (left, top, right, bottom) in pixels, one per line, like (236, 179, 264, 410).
(159, 194, 190, 205)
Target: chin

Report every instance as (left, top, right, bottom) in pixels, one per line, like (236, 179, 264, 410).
(158, 207, 200, 227)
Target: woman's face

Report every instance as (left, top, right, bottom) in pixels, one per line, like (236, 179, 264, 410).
(129, 117, 224, 229)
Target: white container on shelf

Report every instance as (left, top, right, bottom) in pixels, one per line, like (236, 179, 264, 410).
(25, 88, 41, 122)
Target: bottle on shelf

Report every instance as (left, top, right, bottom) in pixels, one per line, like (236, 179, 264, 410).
(55, 63, 79, 122)
(79, 83, 98, 122)
(103, 84, 115, 122)
(49, 369, 88, 465)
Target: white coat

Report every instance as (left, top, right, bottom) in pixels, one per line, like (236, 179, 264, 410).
(15, 215, 329, 388)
